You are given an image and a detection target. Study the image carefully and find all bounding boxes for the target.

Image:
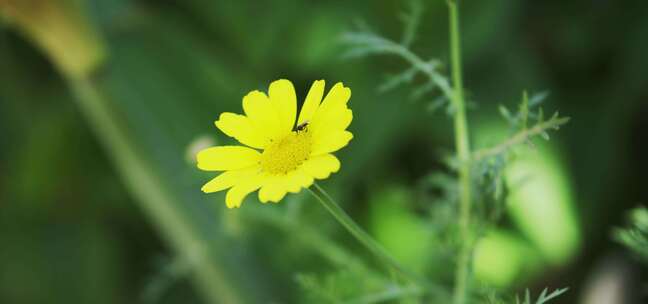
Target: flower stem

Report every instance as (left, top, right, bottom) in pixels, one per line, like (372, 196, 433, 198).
(1, 2, 261, 302)
(308, 183, 422, 285)
(69, 77, 245, 304)
(447, 1, 473, 304)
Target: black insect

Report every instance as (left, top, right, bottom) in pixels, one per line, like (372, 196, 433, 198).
(295, 121, 309, 132)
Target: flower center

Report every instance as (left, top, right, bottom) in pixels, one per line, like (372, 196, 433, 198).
(260, 130, 312, 175)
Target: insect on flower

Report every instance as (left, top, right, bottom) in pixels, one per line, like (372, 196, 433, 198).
(294, 121, 309, 132)
(196, 79, 353, 208)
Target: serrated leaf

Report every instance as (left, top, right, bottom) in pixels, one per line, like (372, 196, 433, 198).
(411, 82, 436, 100)
(614, 207, 648, 264)
(378, 66, 417, 93)
(514, 287, 568, 304)
(551, 111, 559, 120)
(529, 91, 550, 107)
(538, 288, 569, 304)
(499, 105, 513, 123)
(537, 288, 548, 302)
(399, 0, 424, 47)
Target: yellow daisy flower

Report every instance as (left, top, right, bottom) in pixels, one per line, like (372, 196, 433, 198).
(197, 79, 353, 208)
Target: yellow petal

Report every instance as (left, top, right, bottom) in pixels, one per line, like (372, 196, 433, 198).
(258, 175, 287, 203)
(311, 108, 352, 139)
(276, 170, 313, 194)
(311, 131, 353, 156)
(300, 154, 341, 179)
(297, 80, 325, 126)
(242, 90, 284, 141)
(215, 113, 267, 149)
(196, 146, 260, 171)
(286, 169, 314, 192)
(318, 82, 351, 111)
(201, 167, 260, 193)
(309, 83, 352, 135)
(258, 171, 313, 203)
(225, 173, 266, 208)
(268, 79, 297, 135)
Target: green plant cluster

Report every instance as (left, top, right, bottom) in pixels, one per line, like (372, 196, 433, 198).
(614, 207, 648, 264)
(5, 0, 647, 304)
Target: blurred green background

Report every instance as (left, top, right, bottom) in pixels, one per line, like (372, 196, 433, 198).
(1, 0, 647, 303)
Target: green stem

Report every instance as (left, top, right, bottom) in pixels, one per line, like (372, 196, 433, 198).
(244, 207, 364, 270)
(448, 1, 473, 304)
(68, 76, 244, 304)
(1, 3, 255, 302)
(308, 184, 422, 285)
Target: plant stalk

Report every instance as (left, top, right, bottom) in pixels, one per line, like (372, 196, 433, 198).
(448, 1, 473, 304)
(308, 184, 423, 285)
(69, 77, 243, 304)
(0, 1, 258, 302)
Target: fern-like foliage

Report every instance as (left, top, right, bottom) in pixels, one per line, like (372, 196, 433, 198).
(341, 0, 453, 114)
(486, 287, 570, 304)
(613, 207, 648, 264)
(481, 287, 569, 304)
(341, 1, 572, 304)
(471, 91, 570, 230)
(515, 288, 569, 304)
(296, 269, 422, 304)
(473, 91, 570, 163)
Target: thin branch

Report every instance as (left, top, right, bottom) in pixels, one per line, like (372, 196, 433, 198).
(342, 32, 453, 100)
(472, 117, 570, 162)
(386, 44, 454, 100)
(308, 184, 421, 284)
(308, 183, 451, 300)
(244, 207, 366, 270)
(400, 0, 424, 47)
